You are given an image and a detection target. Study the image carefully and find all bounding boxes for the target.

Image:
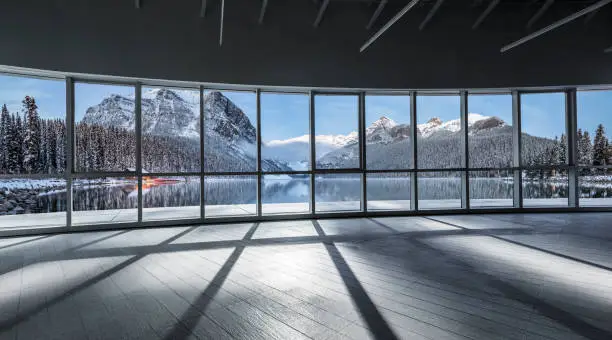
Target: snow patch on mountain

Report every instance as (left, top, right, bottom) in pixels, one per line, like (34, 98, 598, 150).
(416, 113, 491, 137)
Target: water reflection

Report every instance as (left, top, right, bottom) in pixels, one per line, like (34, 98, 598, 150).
(6, 176, 612, 214)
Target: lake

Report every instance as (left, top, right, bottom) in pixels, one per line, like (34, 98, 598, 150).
(2, 175, 611, 217)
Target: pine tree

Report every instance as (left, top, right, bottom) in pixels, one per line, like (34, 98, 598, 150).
(559, 133, 567, 164)
(579, 130, 594, 175)
(22, 96, 41, 174)
(0, 104, 10, 172)
(39, 119, 48, 173)
(7, 114, 24, 173)
(594, 124, 607, 165)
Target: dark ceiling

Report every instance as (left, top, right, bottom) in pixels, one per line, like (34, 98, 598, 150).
(0, 0, 611, 89)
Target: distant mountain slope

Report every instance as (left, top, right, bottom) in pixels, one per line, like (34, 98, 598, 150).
(315, 114, 557, 169)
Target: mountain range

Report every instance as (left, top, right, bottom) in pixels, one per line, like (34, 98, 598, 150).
(82, 89, 556, 171)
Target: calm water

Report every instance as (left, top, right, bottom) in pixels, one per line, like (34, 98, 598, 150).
(2, 177, 612, 215)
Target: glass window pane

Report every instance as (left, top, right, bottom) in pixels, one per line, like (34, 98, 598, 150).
(367, 172, 411, 211)
(468, 94, 513, 168)
(315, 173, 361, 212)
(577, 90, 612, 167)
(521, 93, 566, 166)
(522, 169, 568, 207)
(261, 93, 310, 171)
(418, 171, 461, 209)
(262, 174, 310, 215)
(75, 83, 136, 172)
(417, 95, 462, 169)
(72, 177, 138, 225)
(143, 176, 200, 221)
(204, 175, 257, 217)
(0, 75, 66, 175)
(469, 170, 513, 208)
(579, 168, 612, 207)
(315, 95, 359, 169)
(141, 87, 200, 173)
(366, 95, 411, 170)
(0, 178, 66, 229)
(203, 91, 257, 172)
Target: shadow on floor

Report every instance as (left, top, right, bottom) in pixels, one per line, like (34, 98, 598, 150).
(371, 218, 612, 340)
(312, 220, 400, 340)
(163, 222, 260, 340)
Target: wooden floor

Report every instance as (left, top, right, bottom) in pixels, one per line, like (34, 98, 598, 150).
(1, 213, 612, 340)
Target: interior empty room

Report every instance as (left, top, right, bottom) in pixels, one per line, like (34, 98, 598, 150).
(1, 0, 612, 339)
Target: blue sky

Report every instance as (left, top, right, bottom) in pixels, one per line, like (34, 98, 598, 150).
(578, 90, 612, 138)
(0, 74, 65, 119)
(261, 92, 309, 141)
(315, 95, 359, 136)
(366, 95, 410, 127)
(469, 94, 512, 124)
(2, 74, 612, 142)
(521, 92, 566, 139)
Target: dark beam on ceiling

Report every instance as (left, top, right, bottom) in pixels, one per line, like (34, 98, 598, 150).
(526, 0, 555, 29)
(135, 0, 141, 9)
(502, 0, 612, 53)
(419, 0, 445, 31)
(366, 0, 388, 30)
(258, 0, 269, 24)
(313, 0, 330, 28)
(472, 0, 500, 30)
(200, 0, 207, 17)
(220, 0, 225, 45)
(360, 0, 421, 52)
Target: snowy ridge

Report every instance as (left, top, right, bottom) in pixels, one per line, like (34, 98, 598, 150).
(417, 113, 491, 137)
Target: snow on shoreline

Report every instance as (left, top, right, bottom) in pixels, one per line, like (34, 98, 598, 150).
(1, 175, 611, 192)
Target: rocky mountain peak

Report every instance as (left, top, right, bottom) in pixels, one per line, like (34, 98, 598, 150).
(469, 116, 506, 134)
(427, 117, 442, 126)
(369, 116, 397, 129)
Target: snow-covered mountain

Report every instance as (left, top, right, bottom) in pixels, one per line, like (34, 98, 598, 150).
(81, 90, 514, 171)
(82, 88, 199, 139)
(416, 113, 502, 137)
(316, 114, 510, 168)
(81, 89, 290, 172)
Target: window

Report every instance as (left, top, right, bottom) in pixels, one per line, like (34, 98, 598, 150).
(0, 178, 67, 229)
(72, 177, 138, 225)
(367, 172, 411, 211)
(416, 95, 462, 169)
(418, 172, 461, 210)
(261, 92, 310, 171)
(315, 95, 359, 169)
(203, 90, 256, 172)
(579, 171, 612, 207)
(577, 90, 612, 206)
(0, 74, 67, 229)
(315, 173, 362, 213)
(365, 95, 411, 170)
(204, 175, 257, 217)
(141, 87, 200, 173)
(522, 169, 568, 207)
(262, 174, 310, 215)
(469, 170, 513, 208)
(142, 176, 201, 221)
(521, 93, 566, 166)
(75, 83, 136, 172)
(468, 94, 513, 168)
(0, 75, 66, 175)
